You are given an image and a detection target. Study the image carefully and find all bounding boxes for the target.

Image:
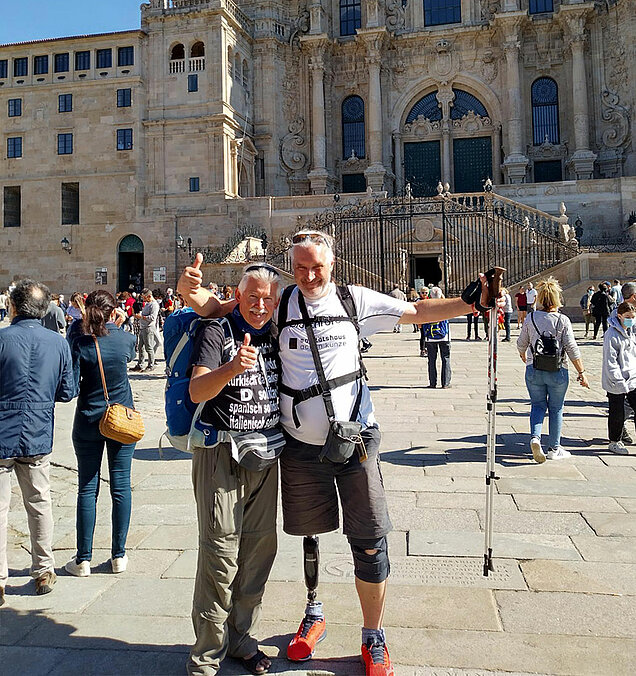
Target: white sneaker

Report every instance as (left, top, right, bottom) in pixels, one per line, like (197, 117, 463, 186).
(65, 558, 90, 577)
(530, 437, 546, 464)
(111, 554, 128, 573)
(608, 441, 629, 455)
(546, 447, 571, 460)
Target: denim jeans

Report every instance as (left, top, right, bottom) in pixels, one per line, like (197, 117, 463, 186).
(426, 341, 451, 387)
(525, 365, 569, 450)
(72, 419, 136, 562)
(503, 312, 512, 340)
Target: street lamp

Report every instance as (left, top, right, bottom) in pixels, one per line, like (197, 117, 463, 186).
(60, 236, 72, 254)
(175, 234, 186, 250)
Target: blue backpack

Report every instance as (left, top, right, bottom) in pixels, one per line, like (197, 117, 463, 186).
(422, 320, 449, 340)
(161, 308, 234, 452)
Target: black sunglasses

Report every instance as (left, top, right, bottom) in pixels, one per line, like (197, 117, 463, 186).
(291, 232, 332, 247)
(244, 263, 279, 274)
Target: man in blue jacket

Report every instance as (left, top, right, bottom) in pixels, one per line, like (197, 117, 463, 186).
(0, 279, 75, 605)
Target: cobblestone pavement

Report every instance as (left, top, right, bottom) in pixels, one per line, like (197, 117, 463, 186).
(1, 320, 635, 675)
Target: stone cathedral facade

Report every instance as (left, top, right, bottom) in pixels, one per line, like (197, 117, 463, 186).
(0, 0, 634, 292)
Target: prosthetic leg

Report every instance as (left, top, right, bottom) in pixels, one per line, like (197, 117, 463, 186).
(287, 535, 327, 661)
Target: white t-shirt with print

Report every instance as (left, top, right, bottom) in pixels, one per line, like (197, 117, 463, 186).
(525, 288, 537, 306)
(278, 284, 411, 445)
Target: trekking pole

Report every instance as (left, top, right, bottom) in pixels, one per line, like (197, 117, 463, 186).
(482, 268, 505, 577)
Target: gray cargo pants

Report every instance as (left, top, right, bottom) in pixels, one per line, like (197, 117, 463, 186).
(187, 443, 278, 676)
(136, 327, 157, 368)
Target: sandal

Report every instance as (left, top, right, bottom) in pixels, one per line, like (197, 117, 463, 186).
(240, 649, 270, 675)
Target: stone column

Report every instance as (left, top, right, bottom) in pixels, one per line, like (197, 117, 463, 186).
(361, 30, 387, 192)
(307, 47, 329, 194)
(392, 131, 403, 192)
(498, 14, 529, 184)
(563, 6, 597, 180)
(493, 123, 502, 184)
(442, 121, 452, 186)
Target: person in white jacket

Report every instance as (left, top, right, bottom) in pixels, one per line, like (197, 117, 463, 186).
(602, 300, 636, 455)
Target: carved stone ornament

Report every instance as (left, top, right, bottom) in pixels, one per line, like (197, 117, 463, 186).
(451, 111, 493, 133)
(414, 218, 435, 243)
(480, 0, 500, 23)
(402, 116, 442, 137)
(601, 90, 630, 149)
(280, 118, 308, 173)
(289, 7, 310, 46)
(433, 40, 456, 79)
(481, 49, 498, 84)
(386, 1, 406, 32)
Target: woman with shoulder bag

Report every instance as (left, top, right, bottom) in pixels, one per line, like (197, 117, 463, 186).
(65, 290, 139, 577)
(517, 277, 589, 463)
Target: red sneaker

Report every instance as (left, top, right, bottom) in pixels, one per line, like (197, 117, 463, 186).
(286, 615, 326, 661)
(361, 639, 395, 676)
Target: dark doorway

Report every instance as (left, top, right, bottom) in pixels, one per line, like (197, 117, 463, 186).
(118, 234, 144, 292)
(412, 256, 442, 287)
(453, 136, 492, 193)
(404, 141, 441, 197)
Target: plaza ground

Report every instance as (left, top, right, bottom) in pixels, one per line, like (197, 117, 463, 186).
(1, 320, 635, 675)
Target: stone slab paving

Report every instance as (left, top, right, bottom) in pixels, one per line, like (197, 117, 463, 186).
(2, 323, 636, 675)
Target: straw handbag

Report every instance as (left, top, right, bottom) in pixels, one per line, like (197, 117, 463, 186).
(93, 336, 145, 444)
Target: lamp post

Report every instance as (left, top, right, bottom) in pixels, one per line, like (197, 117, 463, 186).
(61, 236, 72, 254)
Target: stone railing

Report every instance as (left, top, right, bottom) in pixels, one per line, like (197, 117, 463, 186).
(168, 57, 205, 74)
(169, 59, 186, 74)
(148, 0, 252, 33)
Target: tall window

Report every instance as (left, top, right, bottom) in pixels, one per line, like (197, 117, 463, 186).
(59, 94, 72, 112)
(117, 128, 133, 151)
(75, 51, 90, 71)
(54, 53, 69, 73)
(97, 49, 112, 69)
(0, 60, 7, 78)
(57, 133, 73, 155)
(61, 183, 80, 224)
(7, 137, 22, 158)
(529, 0, 554, 14)
(34, 55, 48, 75)
(4, 186, 21, 227)
(118, 46, 134, 67)
(424, 0, 461, 27)
(117, 88, 132, 107)
(342, 95, 365, 159)
(189, 177, 200, 192)
(14, 57, 28, 77)
(531, 77, 559, 145)
(188, 74, 198, 92)
(340, 0, 362, 37)
(8, 98, 22, 117)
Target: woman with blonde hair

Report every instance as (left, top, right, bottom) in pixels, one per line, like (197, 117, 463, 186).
(517, 277, 589, 463)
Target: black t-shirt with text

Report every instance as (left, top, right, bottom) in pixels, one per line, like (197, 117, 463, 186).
(190, 316, 279, 432)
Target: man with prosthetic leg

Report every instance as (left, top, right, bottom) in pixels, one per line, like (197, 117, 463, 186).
(178, 230, 496, 676)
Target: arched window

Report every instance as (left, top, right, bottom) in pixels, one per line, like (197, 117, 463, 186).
(227, 47, 233, 78)
(234, 54, 241, 82)
(170, 44, 185, 60)
(340, 0, 362, 37)
(451, 89, 489, 120)
(342, 95, 365, 159)
(424, 0, 461, 27)
(242, 59, 248, 88)
(531, 77, 559, 145)
(191, 41, 205, 58)
(529, 0, 554, 14)
(406, 92, 441, 123)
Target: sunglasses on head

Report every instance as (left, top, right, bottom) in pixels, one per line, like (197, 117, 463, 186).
(291, 232, 332, 247)
(244, 263, 279, 274)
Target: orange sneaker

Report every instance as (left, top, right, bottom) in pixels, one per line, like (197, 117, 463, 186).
(361, 638, 394, 676)
(286, 615, 326, 662)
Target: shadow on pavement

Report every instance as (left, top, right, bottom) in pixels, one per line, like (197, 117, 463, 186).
(134, 447, 191, 461)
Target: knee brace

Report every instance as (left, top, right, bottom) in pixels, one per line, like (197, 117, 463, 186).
(303, 535, 320, 601)
(349, 536, 390, 584)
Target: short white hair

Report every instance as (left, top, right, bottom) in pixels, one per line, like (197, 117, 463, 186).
(429, 287, 443, 299)
(290, 230, 335, 264)
(238, 264, 283, 299)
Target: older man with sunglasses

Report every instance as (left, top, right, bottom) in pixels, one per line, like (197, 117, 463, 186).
(179, 232, 492, 676)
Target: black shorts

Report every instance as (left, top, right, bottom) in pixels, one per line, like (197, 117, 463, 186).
(280, 426, 392, 539)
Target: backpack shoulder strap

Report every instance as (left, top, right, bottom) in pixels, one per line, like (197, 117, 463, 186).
(335, 285, 359, 334)
(276, 284, 296, 333)
(217, 316, 236, 361)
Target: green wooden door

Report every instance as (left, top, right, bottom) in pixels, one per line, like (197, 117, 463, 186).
(404, 141, 441, 197)
(453, 137, 492, 193)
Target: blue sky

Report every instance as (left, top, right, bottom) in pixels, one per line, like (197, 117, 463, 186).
(1, 1, 142, 45)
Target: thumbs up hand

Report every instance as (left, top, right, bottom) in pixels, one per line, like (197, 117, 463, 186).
(177, 252, 204, 297)
(233, 332, 258, 374)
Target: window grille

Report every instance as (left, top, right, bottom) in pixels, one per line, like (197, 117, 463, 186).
(531, 78, 559, 145)
(342, 96, 365, 159)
